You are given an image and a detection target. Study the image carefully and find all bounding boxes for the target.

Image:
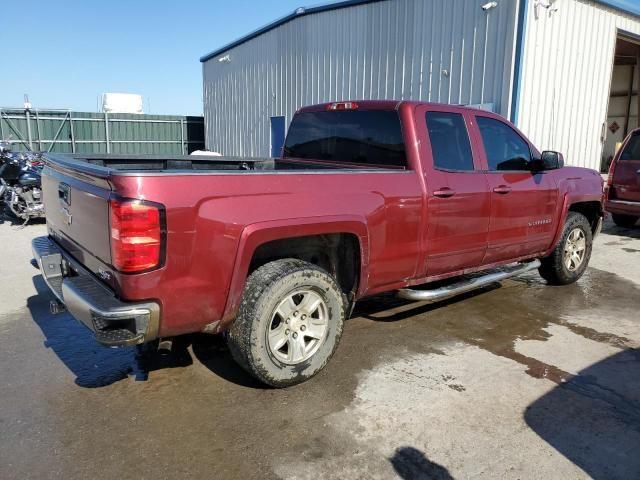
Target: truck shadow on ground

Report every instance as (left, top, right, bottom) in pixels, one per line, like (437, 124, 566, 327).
(27, 272, 492, 390)
(601, 221, 640, 240)
(353, 284, 501, 323)
(27, 275, 193, 388)
(525, 349, 640, 479)
(389, 446, 454, 480)
(28, 275, 266, 388)
(190, 334, 267, 389)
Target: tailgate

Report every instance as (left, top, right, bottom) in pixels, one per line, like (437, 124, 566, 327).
(42, 163, 112, 271)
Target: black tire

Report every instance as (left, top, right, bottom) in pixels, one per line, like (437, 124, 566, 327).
(539, 212, 593, 285)
(611, 213, 638, 228)
(227, 259, 345, 388)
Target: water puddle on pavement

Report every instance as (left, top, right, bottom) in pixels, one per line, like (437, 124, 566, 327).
(352, 267, 639, 385)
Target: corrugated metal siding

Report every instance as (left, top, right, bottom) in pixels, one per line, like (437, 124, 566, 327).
(203, 0, 519, 157)
(0, 109, 205, 154)
(516, 0, 640, 170)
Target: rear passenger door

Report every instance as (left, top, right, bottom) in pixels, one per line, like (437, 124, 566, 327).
(417, 106, 490, 277)
(472, 114, 559, 262)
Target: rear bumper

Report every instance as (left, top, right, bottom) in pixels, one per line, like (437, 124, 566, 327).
(605, 199, 640, 216)
(31, 236, 160, 347)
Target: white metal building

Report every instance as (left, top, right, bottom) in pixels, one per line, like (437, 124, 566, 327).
(201, 0, 640, 171)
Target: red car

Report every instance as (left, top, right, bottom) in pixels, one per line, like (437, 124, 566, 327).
(31, 101, 604, 386)
(605, 127, 640, 227)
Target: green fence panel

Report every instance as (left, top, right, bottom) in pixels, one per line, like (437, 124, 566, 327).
(0, 108, 205, 154)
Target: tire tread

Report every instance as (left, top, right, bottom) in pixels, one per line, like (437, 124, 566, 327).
(227, 259, 344, 387)
(539, 211, 592, 285)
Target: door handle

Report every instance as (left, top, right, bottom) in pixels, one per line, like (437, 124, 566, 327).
(433, 187, 456, 198)
(493, 185, 512, 194)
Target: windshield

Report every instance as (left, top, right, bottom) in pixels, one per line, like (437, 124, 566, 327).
(283, 110, 406, 168)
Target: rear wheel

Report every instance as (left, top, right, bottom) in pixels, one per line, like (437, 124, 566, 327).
(227, 259, 345, 387)
(611, 213, 638, 228)
(539, 212, 592, 285)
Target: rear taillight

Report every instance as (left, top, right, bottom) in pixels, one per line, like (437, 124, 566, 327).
(110, 199, 163, 273)
(327, 101, 359, 111)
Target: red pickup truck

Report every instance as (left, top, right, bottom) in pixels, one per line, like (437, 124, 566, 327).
(605, 127, 640, 227)
(32, 101, 603, 387)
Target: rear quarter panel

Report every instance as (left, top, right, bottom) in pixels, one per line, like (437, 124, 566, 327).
(109, 170, 423, 336)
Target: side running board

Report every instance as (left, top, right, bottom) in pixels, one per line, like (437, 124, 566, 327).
(397, 260, 541, 303)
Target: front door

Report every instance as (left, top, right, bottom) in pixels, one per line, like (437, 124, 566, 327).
(472, 114, 559, 263)
(417, 106, 490, 277)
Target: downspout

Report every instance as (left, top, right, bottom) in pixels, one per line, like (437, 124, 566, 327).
(510, 0, 529, 124)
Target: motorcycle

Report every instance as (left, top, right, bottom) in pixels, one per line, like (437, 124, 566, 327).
(0, 141, 45, 222)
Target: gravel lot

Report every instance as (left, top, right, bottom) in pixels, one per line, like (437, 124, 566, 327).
(0, 214, 639, 479)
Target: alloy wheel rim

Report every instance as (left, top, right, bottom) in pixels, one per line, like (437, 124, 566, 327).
(267, 289, 329, 365)
(563, 228, 586, 272)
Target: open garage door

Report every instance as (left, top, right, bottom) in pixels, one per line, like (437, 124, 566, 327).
(603, 34, 640, 171)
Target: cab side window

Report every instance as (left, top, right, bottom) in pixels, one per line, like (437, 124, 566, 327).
(426, 112, 475, 171)
(477, 116, 531, 171)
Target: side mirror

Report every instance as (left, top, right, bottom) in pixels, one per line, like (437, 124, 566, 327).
(539, 150, 564, 170)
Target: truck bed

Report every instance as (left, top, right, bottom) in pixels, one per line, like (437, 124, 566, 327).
(45, 153, 393, 177)
(46, 153, 275, 175)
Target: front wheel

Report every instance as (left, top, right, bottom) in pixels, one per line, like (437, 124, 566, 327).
(538, 212, 593, 285)
(227, 259, 345, 387)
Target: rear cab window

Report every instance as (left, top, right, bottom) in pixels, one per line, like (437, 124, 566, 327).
(283, 110, 407, 168)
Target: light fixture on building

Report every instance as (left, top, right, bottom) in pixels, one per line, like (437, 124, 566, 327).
(218, 54, 231, 63)
(534, 0, 558, 18)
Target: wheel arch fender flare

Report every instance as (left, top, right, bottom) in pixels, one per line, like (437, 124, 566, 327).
(220, 215, 370, 327)
(545, 191, 602, 256)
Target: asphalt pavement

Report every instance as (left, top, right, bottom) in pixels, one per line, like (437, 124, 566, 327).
(1, 214, 639, 479)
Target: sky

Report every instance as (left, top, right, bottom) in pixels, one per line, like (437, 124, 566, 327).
(1, 0, 311, 115)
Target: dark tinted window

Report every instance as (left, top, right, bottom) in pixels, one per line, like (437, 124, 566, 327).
(620, 133, 640, 160)
(477, 116, 531, 171)
(283, 110, 406, 167)
(425, 112, 474, 171)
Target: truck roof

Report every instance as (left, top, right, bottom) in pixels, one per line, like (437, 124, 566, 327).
(296, 100, 496, 115)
